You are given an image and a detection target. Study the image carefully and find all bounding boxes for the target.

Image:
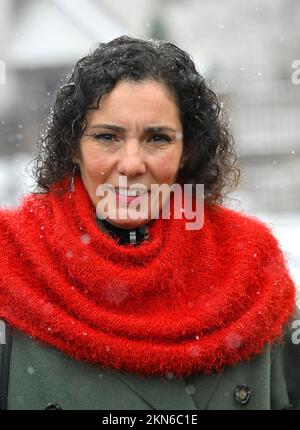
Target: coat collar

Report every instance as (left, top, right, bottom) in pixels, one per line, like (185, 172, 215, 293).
(112, 370, 216, 410)
(113, 369, 225, 410)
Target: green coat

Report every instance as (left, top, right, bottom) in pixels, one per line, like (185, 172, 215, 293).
(1, 308, 300, 410)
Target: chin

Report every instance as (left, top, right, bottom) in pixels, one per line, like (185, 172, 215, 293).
(106, 217, 149, 230)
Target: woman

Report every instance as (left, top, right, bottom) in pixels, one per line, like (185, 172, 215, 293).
(0, 35, 299, 410)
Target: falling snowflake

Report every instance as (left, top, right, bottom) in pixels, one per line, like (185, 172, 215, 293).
(185, 384, 196, 395)
(224, 332, 243, 350)
(165, 371, 174, 380)
(80, 234, 91, 245)
(101, 279, 129, 306)
(188, 345, 202, 357)
(27, 366, 35, 375)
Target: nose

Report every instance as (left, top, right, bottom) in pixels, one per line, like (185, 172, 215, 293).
(117, 139, 146, 177)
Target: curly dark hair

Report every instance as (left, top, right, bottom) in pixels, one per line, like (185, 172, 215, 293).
(31, 35, 240, 205)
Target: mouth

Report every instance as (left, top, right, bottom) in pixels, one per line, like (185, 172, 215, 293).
(111, 188, 149, 205)
(115, 188, 149, 197)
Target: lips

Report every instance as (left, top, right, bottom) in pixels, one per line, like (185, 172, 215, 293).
(115, 189, 150, 204)
(115, 188, 149, 195)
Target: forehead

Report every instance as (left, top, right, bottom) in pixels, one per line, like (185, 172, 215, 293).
(86, 79, 182, 129)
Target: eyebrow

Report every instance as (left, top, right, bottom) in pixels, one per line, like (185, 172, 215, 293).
(89, 123, 177, 133)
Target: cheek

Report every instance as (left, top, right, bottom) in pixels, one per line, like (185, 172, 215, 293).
(152, 153, 182, 184)
(81, 147, 108, 181)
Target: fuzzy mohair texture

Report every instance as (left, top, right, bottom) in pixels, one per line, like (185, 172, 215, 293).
(0, 175, 296, 378)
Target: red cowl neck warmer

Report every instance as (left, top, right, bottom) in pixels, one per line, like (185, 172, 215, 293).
(0, 176, 296, 378)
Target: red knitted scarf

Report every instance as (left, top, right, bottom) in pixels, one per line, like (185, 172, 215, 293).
(0, 176, 296, 377)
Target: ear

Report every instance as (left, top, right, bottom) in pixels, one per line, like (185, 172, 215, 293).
(72, 153, 82, 166)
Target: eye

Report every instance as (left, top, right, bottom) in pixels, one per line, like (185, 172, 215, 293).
(149, 134, 172, 143)
(93, 133, 117, 142)
(91, 133, 173, 144)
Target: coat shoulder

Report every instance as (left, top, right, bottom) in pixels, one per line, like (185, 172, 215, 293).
(270, 306, 300, 410)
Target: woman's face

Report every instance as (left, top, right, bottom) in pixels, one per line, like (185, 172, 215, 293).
(77, 79, 184, 229)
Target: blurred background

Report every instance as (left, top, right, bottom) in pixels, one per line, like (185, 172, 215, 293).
(0, 0, 299, 296)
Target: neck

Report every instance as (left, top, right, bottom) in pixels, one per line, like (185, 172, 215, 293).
(96, 218, 149, 246)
